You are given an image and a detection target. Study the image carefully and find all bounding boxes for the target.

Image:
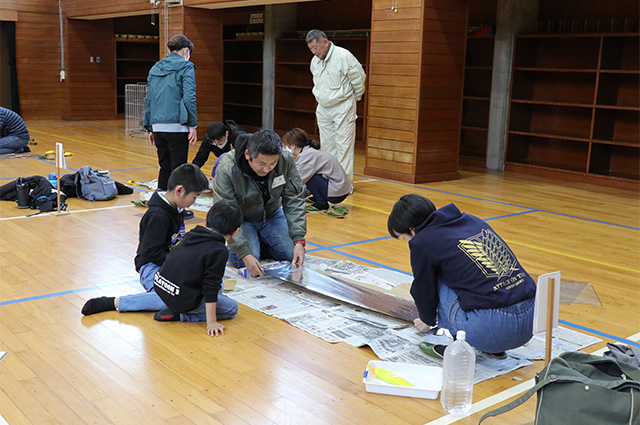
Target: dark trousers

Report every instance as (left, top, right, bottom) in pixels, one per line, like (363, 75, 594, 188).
(306, 174, 347, 209)
(153, 132, 189, 191)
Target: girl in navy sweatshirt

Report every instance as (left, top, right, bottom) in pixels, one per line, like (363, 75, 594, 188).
(388, 194, 536, 358)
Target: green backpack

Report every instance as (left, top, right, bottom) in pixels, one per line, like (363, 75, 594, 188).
(479, 351, 640, 424)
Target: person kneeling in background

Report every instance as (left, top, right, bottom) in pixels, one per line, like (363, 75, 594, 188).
(282, 128, 351, 216)
(0, 107, 30, 155)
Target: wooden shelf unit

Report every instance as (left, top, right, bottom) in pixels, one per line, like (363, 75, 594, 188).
(223, 38, 263, 131)
(506, 33, 639, 189)
(459, 35, 495, 166)
(115, 37, 158, 114)
(273, 37, 369, 143)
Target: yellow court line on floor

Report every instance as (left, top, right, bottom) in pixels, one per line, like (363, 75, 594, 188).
(30, 129, 156, 161)
(347, 201, 389, 215)
(505, 239, 640, 274)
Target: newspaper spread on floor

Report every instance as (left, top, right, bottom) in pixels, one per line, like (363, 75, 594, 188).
(138, 180, 214, 212)
(225, 255, 602, 384)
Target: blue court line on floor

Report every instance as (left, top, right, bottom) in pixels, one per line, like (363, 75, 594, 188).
(483, 209, 540, 221)
(0, 279, 139, 307)
(354, 173, 640, 231)
(307, 242, 640, 347)
(559, 319, 640, 348)
(321, 235, 393, 249)
(307, 209, 537, 252)
(3, 267, 638, 348)
(307, 242, 412, 276)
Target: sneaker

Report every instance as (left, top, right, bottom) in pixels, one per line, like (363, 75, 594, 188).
(131, 200, 148, 207)
(483, 351, 508, 360)
(322, 207, 346, 218)
(154, 309, 180, 322)
(306, 204, 326, 212)
(332, 206, 349, 214)
(304, 195, 316, 204)
(183, 209, 194, 220)
(418, 342, 446, 359)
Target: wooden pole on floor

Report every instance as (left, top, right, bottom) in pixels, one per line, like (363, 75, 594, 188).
(544, 277, 556, 365)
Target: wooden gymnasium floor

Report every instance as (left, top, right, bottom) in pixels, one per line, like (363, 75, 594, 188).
(1, 119, 639, 425)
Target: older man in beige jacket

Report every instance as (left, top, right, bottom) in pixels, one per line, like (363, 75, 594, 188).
(306, 29, 366, 188)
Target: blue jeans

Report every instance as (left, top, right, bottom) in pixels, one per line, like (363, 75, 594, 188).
(228, 208, 294, 268)
(179, 282, 239, 322)
(306, 174, 347, 209)
(119, 263, 238, 322)
(435, 281, 535, 353)
(118, 262, 167, 312)
(0, 136, 28, 154)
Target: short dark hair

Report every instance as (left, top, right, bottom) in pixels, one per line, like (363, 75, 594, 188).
(387, 194, 437, 238)
(204, 121, 228, 142)
(204, 120, 244, 147)
(167, 35, 194, 53)
(246, 129, 282, 159)
(206, 200, 243, 236)
(305, 29, 327, 44)
(167, 163, 209, 194)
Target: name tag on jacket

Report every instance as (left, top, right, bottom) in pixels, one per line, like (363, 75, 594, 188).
(272, 175, 285, 189)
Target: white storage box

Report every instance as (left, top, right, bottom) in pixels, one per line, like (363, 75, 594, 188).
(363, 360, 442, 399)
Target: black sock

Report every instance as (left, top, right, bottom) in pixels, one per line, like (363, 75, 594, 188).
(82, 297, 116, 315)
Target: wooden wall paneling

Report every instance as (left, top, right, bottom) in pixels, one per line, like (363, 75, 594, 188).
(183, 7, 224, 136)
(63, 0, 154, 19)
(415, 0, 467, 182)
(15, 11, 64, 119)
(5, 0, 58, 14)
(296, 0, 372, 31)
(165, 3, 185, 53)
(0, 9, 18, 21)
(64, 18, 117, 119)
(366, 0, 467, 184)
(365, 1, 422, 182)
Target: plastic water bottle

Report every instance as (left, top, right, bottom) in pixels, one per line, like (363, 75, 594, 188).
(16, 177, 30, 209)
(48, 172, 57, 188)
(441, 330, 475, 413)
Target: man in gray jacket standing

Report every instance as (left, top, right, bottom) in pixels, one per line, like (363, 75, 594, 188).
(213, 130, 307, 278)
(306, 29, 366, 187)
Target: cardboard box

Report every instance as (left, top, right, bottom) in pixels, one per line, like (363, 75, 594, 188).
(363, 360, 442, 399)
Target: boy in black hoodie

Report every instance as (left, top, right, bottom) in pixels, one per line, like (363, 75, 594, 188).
(81, 163, 208, 316)
(153, 200, 243, 336)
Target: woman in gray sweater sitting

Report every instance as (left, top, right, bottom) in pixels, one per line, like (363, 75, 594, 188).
(282, 128, 352, 216)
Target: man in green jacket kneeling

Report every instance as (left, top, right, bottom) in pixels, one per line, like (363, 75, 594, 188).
(213, 129, 307, 278)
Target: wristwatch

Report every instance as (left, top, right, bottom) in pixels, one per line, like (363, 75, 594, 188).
(294, 239, 306, 247)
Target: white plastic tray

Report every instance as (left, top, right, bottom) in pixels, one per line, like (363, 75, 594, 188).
(363, 360, 442, 399)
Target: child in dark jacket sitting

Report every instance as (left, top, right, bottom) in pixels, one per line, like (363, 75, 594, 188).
(153, 199, 243, 336)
